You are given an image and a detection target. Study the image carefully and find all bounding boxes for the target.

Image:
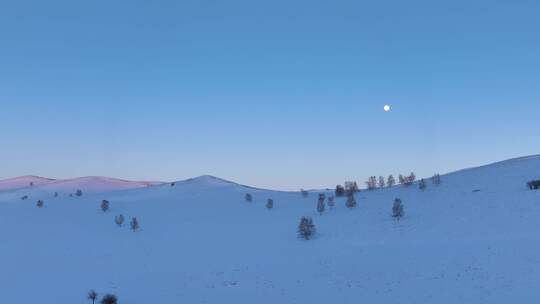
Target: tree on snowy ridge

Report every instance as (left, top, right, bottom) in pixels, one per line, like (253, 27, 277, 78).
(317, 193, 325, 215)
(378, 176, 386, 188)
(419, 178, 426, 191)
(335, 185, 345, 197)
(387, 175, 395, 187)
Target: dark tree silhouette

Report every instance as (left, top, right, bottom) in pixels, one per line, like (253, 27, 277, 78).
(392, 198, 404, 219)
(344, 181, 359, 194)
(100, 294, 118, 304)
(298, 216, 316, 240)
(387, 175, 395, 188)
(245, 193, 253, 202)
(101, 200, 110, 212)
(335, 185, 345, 197)
(345, 193, 357, 209)
(432, 173, 441, 185)
(87, 290, 98, 304)
(114, 214, 125, 227)
(419, 179, 426, 191)
(266, 198, 274, 210)
(76, 189, 83, 197)
(317, 193, 325, 215)
(36, 200, 44, 208)
(130, 217, 140, 231)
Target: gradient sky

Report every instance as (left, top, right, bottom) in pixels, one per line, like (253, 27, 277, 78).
(1, 0, 539, 190)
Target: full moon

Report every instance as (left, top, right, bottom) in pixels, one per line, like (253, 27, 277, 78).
(384, 105, 391, 112)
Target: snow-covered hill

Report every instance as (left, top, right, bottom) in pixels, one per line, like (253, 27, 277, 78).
(0, 175, 55, 191)
(0, 176, 163, 201)
(1, 155, 540, 303)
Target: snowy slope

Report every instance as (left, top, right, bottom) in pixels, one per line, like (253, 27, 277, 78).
(0, 175, 55, 191)
(1, 156, 540, 303)
(0, 176, 163, 201)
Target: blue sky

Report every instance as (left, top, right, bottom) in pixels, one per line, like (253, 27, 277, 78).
(1, 0, 539, 189)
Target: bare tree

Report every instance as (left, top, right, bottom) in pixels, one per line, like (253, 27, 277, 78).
(344, 181, 359, 194)
(114, 214, 125, 227)
(335, 185, 345, 197)
(419, 178, 426, 191)
(366, 176, 377, 190)
(266, 199, 274, 210)
(378, 176, 386, 188)
(87, 290, 98, 304)
(298, 216, 316, 240)
(317, 193, 326, 215)
(327, 195, 335, 208)
(387, 175, 395, 188)
(130, 217, 140, 231)
(100, 294, 118, 304)
(398, 174, 405, 185)
(101, 200, 110, 212)
(36, 200, 44, 208)
(245, 193, 253, 202)
(432, 173, 441, 185)
(345, 193, 357, 209)
(409, 172, 416, 183)
(392, 198, 404, 219)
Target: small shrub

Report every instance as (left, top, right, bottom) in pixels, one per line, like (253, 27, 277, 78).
(114, 214, 125, 227)
(36, 200, 44, 208)
(171, 182, 175, 187)
(392, 198, 404, 219)
(101, 200, 110, 212)
(21, 195, 28, 200)
(245, 193, 253, 202)
(130, 217, 140, 231)
(76, 189, 83, 197)
(418, 179, 426, 191)
(87, 290, 98, 304)
(100, 294, 118, 304)
(298, 216, 316, 240)
(266, 199, 274, 210)
(54, 192, 58, 198)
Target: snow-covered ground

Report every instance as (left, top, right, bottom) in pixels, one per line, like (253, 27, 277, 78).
(1, 156, 540, 303)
